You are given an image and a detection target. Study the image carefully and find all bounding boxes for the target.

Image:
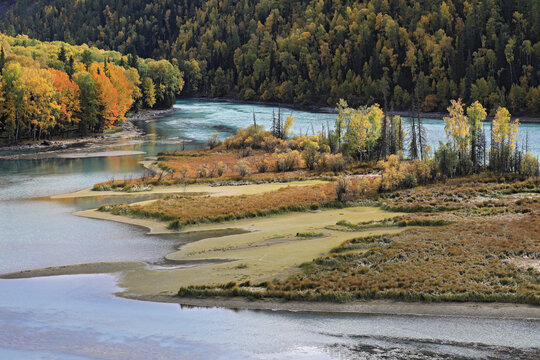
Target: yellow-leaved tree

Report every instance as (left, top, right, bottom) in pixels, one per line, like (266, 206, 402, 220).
(491, 107, 519, 172)
(443, 99, 469, 156)
(0, 62, 24, 141)
(344, 104, 383, 160)
(21, 67, 60, 140)
(466, 101, 487, 168)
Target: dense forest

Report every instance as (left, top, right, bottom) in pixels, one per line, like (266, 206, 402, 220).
(0, 34, 183, 143)
(0, 0, 538, 115)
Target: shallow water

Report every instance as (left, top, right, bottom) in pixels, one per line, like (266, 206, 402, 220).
(1, 99, 539, 359)
(0, 275, 538, 360)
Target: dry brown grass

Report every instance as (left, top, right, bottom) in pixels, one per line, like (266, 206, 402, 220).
(100, 182, 342, 228)
(177, 177, 540, 304)
(158, 149, 266, 178)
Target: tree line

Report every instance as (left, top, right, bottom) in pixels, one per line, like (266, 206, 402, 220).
(0, 34, 183, 143)
(1, 0, 538, 115)
(225, 98, 538, 187)
(329, 99, 537, 178)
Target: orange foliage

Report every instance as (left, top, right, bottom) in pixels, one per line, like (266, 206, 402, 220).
(49, 68, 81, 126)
(89, 63, 119, 128)
(107, 64, 135, 121)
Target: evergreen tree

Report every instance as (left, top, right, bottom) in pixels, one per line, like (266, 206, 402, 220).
(0, 47, 5, 74)
(58, 45, 67, 63)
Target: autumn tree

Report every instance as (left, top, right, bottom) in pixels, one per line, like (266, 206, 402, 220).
(21, 67, 60, 140)
(443, 99, 470, 173)
(490, 107, 519, 173)
(0, 62, 25, 141)
(142, 77, 156, 108)
(334, 99, 354, 152)
(49, 68, 81, 133)
(107, 64, 135, 121)
(466, 101, 487, 169)
(89, 63, 119, 130)
(343, 104, 383, 161)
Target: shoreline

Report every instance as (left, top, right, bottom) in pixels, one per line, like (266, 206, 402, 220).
(0, 108, 176, 160)
(2, 206, 538, 320)
(2, 184, 538, 320)
(128, 294, 540, 320)
(3, 262, 537, 320)
(184, 96, 540, 123)
(1, 264, 538, 319)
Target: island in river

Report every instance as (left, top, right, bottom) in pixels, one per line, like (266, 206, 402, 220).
(3, 177, 540, 320)
(2, 100, 539, 320)
(1, 99, 539, 359)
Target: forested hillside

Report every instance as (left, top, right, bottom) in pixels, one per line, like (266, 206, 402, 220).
(0, 34, 183, 143)
(0, 0, 539, 115)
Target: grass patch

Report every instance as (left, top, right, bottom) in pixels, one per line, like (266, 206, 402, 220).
(296, 232, 324, 238)
(176, 177, 540, 305)
(329, 217, 453, 231)
(99, 182, 358, 228)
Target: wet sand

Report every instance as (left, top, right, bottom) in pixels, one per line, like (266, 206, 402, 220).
(57, 150, 146, 159)
(74, 206, 403, 297)
(51, 179, 328, 199)
(2, 263, 538, 319)
(137, 295, 540, 320)
(5, 174, 538, 319)
(0, 262, 145, 279)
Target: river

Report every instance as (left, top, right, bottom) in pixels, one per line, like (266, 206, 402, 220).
(0, 99, 539, 359)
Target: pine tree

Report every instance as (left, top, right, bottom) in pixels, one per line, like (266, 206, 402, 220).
(58, 45, 67, 63)
(128, 53, 138, 69)
(66, 56, 75, 78)
(0, 47, 5, 74)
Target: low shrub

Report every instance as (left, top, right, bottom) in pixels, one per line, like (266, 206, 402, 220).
(196, 163, 211, 178)
(216, 161, 227, 177)
(236, 160, 250, 177)
(336, 176, 350, 202)
(328, 153, 346, 172)
(276, 150, 303, 172)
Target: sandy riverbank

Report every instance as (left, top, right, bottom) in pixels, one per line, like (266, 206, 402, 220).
(5, 176, 539, 319)
(76, 205, 403, 296)
(4, 179, 405, 299)
(52, 179, 327, 200)
(130, 295, 540, 320)
(2, 261, 539, 319)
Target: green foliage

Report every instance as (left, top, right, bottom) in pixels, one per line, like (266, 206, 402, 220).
(2, 0, 538, 115)
(142, 77, 156, 108)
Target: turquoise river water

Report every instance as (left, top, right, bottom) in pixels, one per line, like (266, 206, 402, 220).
(0, 99, 539, 359)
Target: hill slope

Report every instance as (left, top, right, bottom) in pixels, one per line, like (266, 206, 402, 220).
(1, 0, 539, 114)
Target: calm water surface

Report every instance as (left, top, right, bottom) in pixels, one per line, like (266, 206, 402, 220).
(1, 275, 539, 360)
(1, 99, 539, 359)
